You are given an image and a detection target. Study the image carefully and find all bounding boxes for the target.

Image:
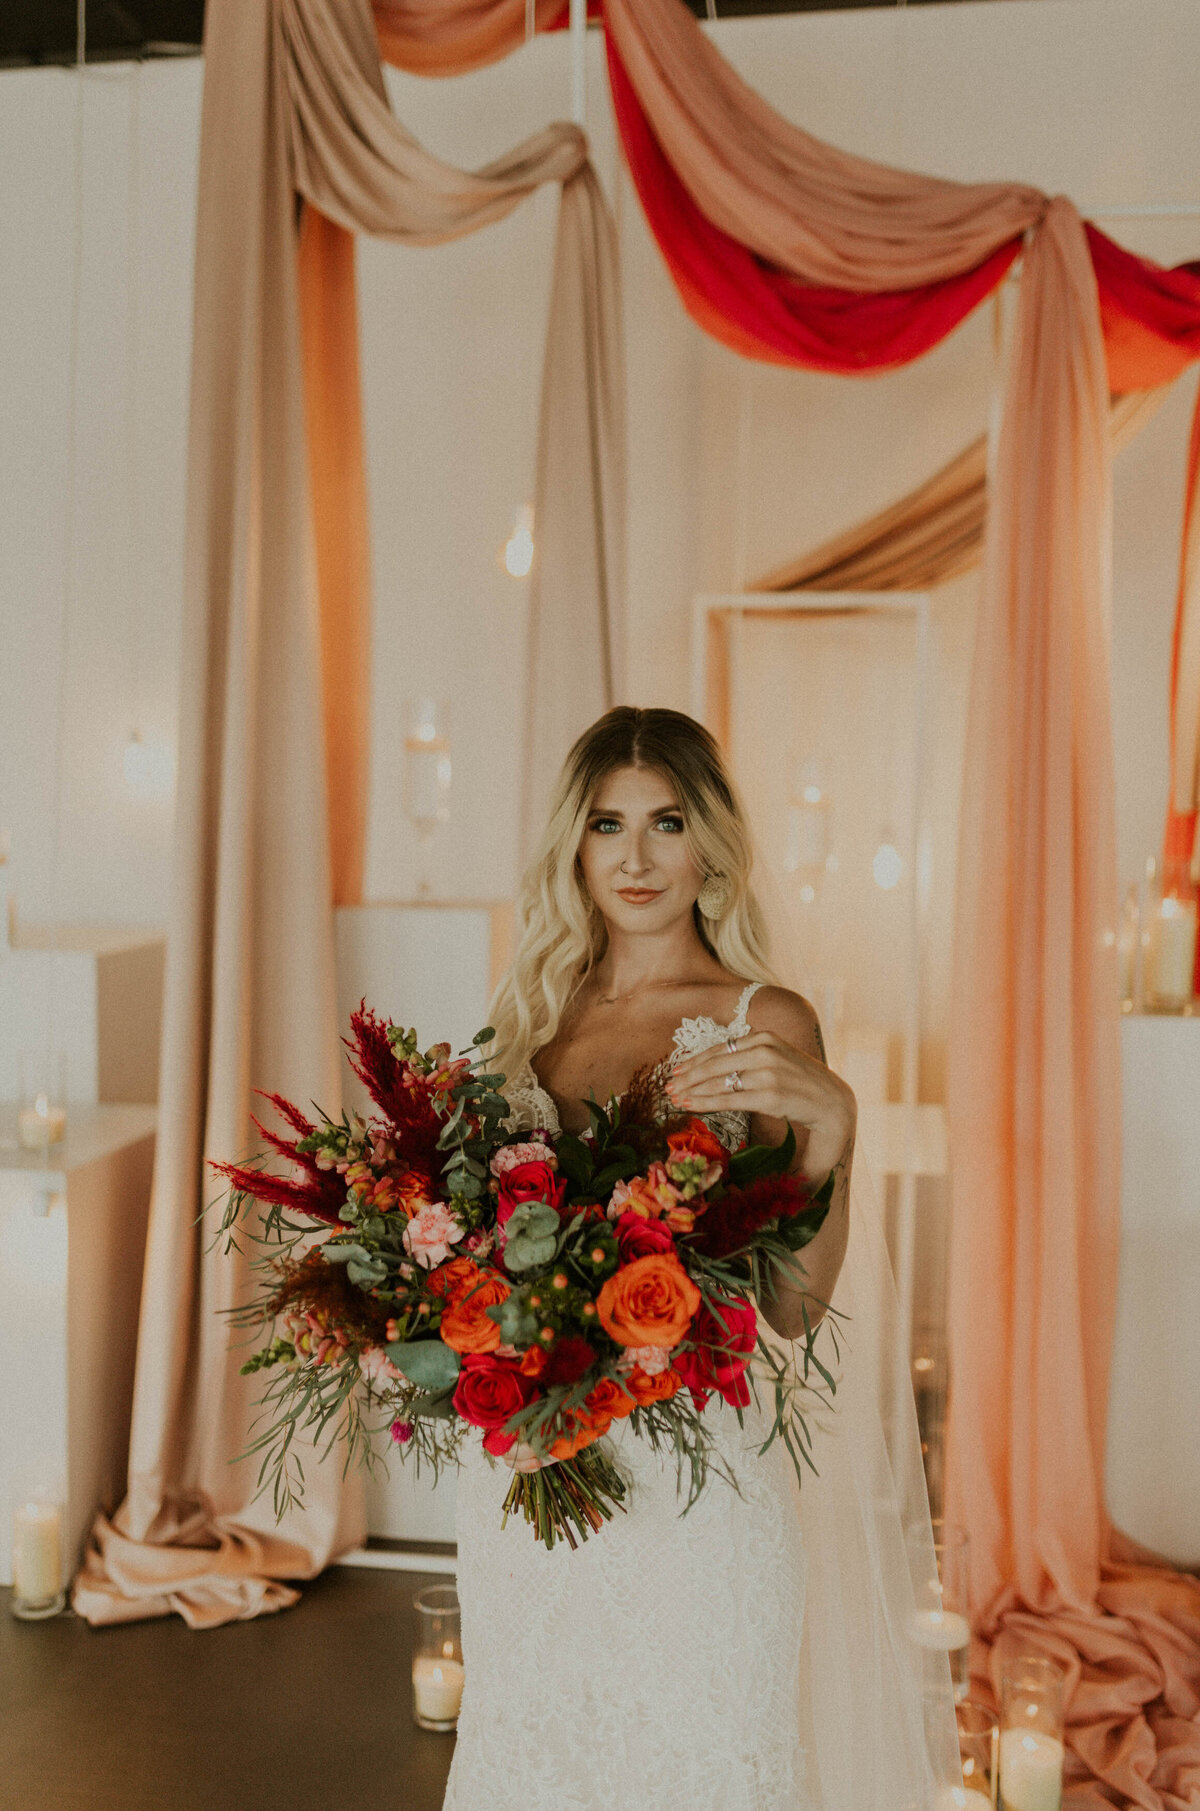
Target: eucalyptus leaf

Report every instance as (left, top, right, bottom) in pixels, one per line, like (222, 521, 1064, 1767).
(347, 1255, 389, 1288)
(472, 1027, 496, 1047)
(321, 1241, 372, 1266)
(488, 1294, 539, 1346)
(385, 1340, 462, 1391)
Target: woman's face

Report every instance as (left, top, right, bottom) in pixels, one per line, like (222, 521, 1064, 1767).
(578, 764, 704, 936)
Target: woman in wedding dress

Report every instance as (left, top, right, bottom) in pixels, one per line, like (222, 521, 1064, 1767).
(443, 706, 956, 1811)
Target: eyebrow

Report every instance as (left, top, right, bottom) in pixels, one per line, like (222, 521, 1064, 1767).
(587, 803, 682, 819)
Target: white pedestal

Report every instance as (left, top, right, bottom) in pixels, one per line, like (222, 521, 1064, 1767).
(1105, 1014, 1200, 1566)
(0, 923, 164, 1105)
(0, 1104, 156, 1586)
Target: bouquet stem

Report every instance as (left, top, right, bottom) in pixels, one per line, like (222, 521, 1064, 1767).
(501, 1443, 627, 1550)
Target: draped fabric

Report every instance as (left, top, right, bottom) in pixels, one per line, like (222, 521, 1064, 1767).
(747, 390, 1169, 597)
(72, 0, 623, 1629)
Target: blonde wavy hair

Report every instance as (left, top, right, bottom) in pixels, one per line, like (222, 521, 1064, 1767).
(488, 707, 778, 1084)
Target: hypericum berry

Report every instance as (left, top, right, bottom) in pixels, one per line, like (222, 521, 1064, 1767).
(539, 1326, 555, 1344)
(591, 1247, 606, 1264)
(552, 1272, 568, 1291)
(581, 1301, 597, 1318)
(529, 1294, 542, 1308)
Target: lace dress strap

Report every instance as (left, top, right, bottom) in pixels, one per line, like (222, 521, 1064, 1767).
(728, 980, 764, 1038)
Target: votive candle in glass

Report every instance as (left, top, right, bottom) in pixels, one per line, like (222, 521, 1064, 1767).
(10, 1492, 67, 1620)
(412, 1583, 464, 1731)
(18, 1050, 67, 1153)
(999, 1655, 1064, 1811)
(908, 1518, 971, 1703)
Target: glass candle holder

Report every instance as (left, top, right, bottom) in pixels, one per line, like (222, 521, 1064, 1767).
(10, 1490, 67, 1620)
(908, 1518, 971, 1704)
(933, 1701, 999, 1809)
(412, 1583, 464, 1731)
(18, 1050, 67, 1153)
(999, 1655, 1064, 1811)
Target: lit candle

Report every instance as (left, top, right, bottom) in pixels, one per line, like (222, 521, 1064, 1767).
(999, 1728, 1063, 1811)
(12, 1501, 63, 1605)
(412, 1653, 465, 1724)
(18, 1096, 67, 1151)
(935, 1788, 993, 1811)
(1147, 895, 1197, 1008)
(910, 1607, 971, 1650)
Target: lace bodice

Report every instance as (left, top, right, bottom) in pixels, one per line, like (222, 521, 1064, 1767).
(503, 981, 763, 1153)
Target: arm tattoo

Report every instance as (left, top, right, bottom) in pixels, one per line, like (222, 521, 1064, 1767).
(812, 1013, 827, 1065)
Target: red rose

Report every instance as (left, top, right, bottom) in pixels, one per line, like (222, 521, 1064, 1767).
(540, 1336, 597, 1388)
(613, 1209, 676, 1261)
(675, 1294, 758, 1410)
(496, 1160, 569, 1230)
(452, 1353, 537, 1455)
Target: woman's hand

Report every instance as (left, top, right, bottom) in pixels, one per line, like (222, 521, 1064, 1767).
(665, 1019, 856, 1187)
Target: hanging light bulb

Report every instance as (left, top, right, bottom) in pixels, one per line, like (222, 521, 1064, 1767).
(500, 504, 534, 578)
(872, 829, 904, 891)
(122, 729, 175, 801)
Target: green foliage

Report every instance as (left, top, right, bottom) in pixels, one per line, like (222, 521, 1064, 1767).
(727, 1123, 796, 1185)
(385, 1339, 462, 1392)
(501, 1200, 561, 1271)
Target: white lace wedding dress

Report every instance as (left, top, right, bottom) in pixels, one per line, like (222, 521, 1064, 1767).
(443, 984, 811, 1811)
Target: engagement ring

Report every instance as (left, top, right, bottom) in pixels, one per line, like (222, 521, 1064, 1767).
(724, 1069, 744, 1093)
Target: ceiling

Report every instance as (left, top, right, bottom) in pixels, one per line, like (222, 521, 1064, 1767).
(1, 0, 1019, 69)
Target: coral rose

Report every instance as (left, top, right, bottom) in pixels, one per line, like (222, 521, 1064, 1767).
(675, 1294, 758, 1409)
(548, 1400, 612, 1461)
(623, 1365, 682, 1407)
(439, 1267, 511, 1354)
(452, 1354, 537, 1455)
(595, 1252, 701, 1348)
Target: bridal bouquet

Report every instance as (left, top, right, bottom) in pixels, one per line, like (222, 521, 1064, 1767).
(214, 1005, 836, 1549)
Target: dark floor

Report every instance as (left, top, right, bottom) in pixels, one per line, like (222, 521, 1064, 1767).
(0, 1569, 455, 1811)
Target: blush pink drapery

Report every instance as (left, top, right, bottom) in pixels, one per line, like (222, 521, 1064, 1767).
(72, 0, 623, 1628)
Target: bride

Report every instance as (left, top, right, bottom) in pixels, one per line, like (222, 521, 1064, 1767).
(443, 706, 957, 1811)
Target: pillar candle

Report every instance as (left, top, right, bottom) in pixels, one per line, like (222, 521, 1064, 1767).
(1000, 1728, 1063, 1811)
(412, 1654, 465, 1723)
(12, 1501, 63, 1604)
(1147, 897, 1197, 1006)
(910, 1607, 971, 1650)
(18, 1103, 67, 1151)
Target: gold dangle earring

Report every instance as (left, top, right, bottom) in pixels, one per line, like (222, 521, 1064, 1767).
(696, 873, 730, 919)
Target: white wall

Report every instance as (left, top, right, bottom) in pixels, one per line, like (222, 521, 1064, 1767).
(0, 59, 198, 931)
(1, 0, 1197, 973)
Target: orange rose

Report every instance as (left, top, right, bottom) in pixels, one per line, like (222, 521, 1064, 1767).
(666, 1116, 730, 1176)
(623, 1364, 682, 1406)
(548, 1416, 607, 1461)
(518, 1345, 548, 1380)
(596, 1252, 701, 1348)
(439, 1268, 510, 1354)
(586, 1376, 637, 1422)
(428, 1255, 483, 1304)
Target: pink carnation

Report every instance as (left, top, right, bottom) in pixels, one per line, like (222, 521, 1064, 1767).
(402, 1199, 465, 1268)
(491, 1137, 556, 1178)
(359, 1345, 402, 1389)
(616, 1344, 673, 1377)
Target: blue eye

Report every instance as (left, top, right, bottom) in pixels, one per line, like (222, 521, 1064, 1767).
(656, 816, 684, 833)
(591, 817, 621, 834)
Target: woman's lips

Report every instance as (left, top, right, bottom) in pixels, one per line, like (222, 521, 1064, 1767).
(616, 887, 663, 904)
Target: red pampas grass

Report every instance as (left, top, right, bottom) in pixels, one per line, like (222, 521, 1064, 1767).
(344, 1002, 442, 1159)
(687, 1173, 811, 1261)
(209, 1091, 347, 1226)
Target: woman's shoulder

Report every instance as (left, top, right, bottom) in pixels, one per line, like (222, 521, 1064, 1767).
(741, 983, 824, 1056)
